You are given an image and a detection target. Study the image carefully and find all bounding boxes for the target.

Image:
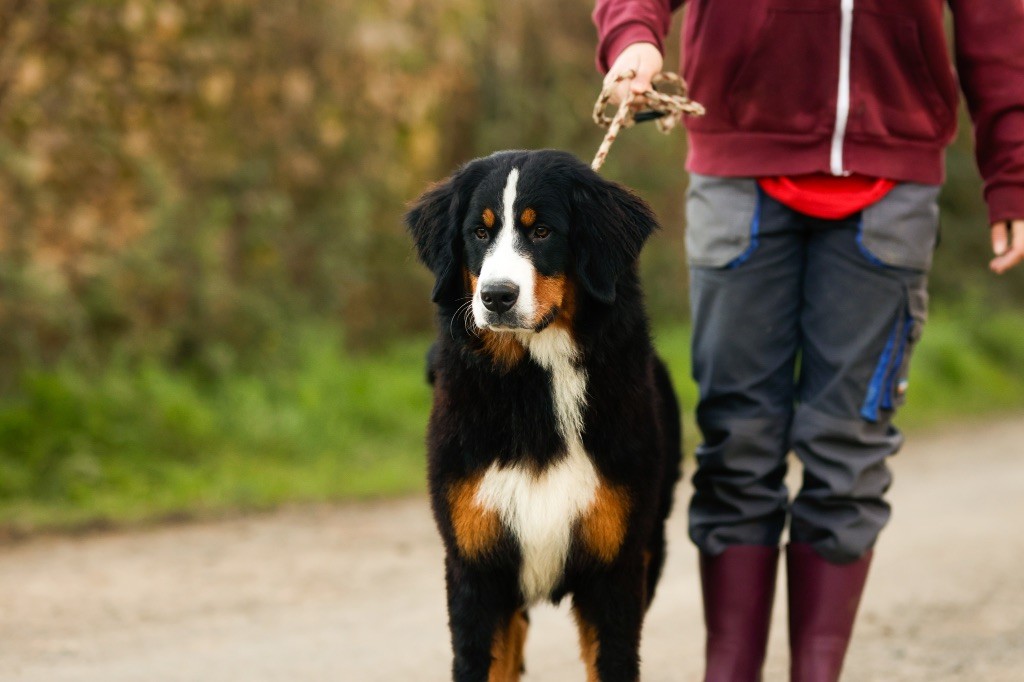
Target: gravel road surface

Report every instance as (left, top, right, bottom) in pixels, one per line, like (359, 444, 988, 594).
(2, 418, 1023, 681)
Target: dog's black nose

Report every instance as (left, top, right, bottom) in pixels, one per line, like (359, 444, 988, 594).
(480, 282, 520, 314)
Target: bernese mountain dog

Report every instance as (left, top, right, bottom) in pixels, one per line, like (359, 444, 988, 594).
(406, 150, 682, 682)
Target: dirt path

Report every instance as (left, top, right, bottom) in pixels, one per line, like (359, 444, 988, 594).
(2, 418, 1023, 681)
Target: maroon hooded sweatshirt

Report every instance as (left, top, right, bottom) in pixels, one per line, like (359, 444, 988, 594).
(593, 0, 1024, 224)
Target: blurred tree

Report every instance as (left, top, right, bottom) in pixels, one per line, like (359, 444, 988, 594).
(0, 0, 1016, 385)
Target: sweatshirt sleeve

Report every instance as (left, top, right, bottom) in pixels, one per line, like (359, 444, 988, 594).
(949, 0, 1024, 224)
(592, 0, 684, 74)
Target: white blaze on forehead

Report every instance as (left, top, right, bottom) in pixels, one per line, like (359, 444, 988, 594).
(472, 167, 536, 326)
(501, 166, 520, 236)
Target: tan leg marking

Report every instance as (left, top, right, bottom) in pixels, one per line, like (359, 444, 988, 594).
(579, 481, 631, 563)
(573, 607, 600, 682)
(489, 611, 529, 682)
(448, 476, 500, 559)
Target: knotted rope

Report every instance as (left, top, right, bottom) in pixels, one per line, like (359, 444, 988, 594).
(591, 70, 705, 171)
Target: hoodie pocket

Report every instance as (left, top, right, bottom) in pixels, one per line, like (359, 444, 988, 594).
(726, 9, 839, 135)
(848, 11, 957, 142)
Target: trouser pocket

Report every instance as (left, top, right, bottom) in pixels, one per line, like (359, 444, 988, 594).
(858, 183, 941, 271)
(854, 183, 937, 421)
(890, 283, 928, 410)
(686, 174, 761, 268)
(861, 280, 928, 421)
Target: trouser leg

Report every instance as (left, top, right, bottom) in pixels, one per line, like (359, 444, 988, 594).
(687, 177, 803, 681)
(787, 185, 938, 682)
(687, 178, 804, 555)
(792, 197, 934, 563)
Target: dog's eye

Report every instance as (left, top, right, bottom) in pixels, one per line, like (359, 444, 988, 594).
(474, 227, 489, 240)
(532, 226, 550, 239)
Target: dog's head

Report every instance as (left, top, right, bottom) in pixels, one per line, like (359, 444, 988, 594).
(406, 150, 657, 334)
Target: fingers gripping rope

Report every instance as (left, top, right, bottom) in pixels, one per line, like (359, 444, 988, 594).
(591, 70, 705, 172)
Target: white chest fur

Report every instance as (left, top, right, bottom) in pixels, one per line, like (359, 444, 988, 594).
(475, 327, 597, 603)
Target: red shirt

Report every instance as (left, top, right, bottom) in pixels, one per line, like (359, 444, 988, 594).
(758, 175, 897, 220)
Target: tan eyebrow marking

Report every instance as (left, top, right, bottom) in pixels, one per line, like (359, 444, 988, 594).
(482, 208, 495, 228)
(520, 208, 536, 227)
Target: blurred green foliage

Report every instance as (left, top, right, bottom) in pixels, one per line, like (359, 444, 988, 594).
(0, 0, 1019, 375)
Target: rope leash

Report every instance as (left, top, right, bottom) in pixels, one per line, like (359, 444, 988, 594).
(591, 70, 705, 172)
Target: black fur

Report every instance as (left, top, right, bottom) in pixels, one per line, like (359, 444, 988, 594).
(407, 150, 683, 682)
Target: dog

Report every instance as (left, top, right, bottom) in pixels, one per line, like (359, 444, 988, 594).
(406, 150, 682, 682)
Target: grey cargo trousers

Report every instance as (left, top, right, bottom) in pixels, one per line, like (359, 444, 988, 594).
(686, 174, 939, 564)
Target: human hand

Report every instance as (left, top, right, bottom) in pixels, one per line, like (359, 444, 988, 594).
(990, 220, 1024, 274)
(603, 42, 663, 106)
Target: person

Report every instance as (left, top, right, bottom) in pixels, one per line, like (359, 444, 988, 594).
(592, 2, 1024, 680)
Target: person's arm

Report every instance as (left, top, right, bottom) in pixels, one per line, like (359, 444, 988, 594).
(949, 0, 1024, 273)
(592, 0, 684, 104)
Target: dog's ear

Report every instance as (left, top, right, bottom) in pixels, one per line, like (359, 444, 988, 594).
(405, 163, 484, 306)
(570, 170, 658, 304)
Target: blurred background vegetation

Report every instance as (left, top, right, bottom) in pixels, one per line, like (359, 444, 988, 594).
(1, 0, 1021, 533)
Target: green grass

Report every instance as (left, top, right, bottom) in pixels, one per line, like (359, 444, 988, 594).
(0, 328, 434, 532)
(890, 303, 1024, 428)
(1, 307, 1023, 534)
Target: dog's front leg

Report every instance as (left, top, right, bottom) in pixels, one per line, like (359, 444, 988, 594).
(445, 556, 523, 682)
(571, 556, 647, 682)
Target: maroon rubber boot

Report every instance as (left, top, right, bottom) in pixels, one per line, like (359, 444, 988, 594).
(787, 543, 873, 682)
(700, 545, 780, 682)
